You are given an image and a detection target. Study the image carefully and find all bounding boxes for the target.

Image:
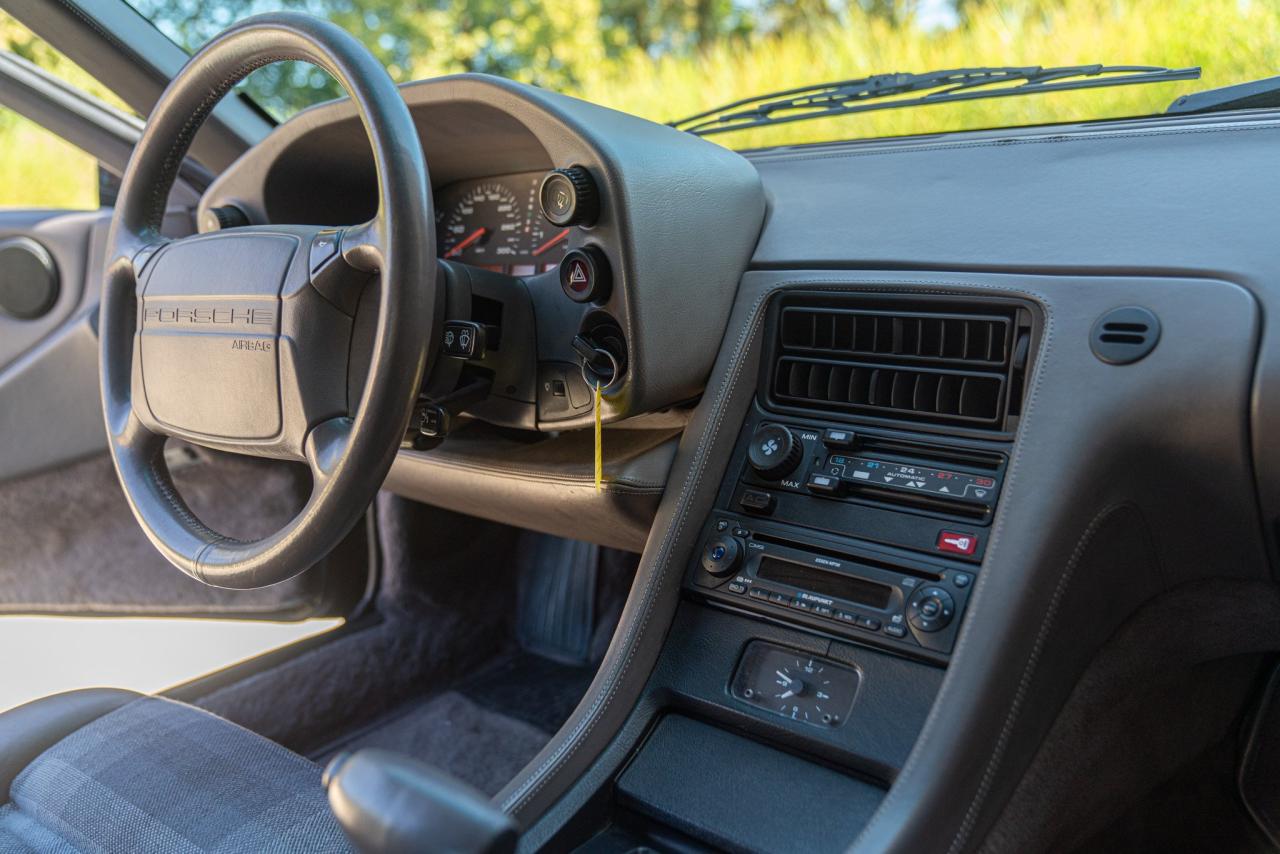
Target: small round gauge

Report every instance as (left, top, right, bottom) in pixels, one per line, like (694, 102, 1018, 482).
(439, 182, 523, 264)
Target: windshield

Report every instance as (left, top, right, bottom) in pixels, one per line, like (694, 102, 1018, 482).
(125, 0, 1280, 148)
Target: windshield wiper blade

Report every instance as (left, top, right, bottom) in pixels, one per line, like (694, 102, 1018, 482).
(670, 64, 1202, 137)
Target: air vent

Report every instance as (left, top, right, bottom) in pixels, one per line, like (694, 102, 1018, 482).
(767, 296, 1033, 430)
(781, 307, 1009, 366)
(1090, 306, 1160, 365)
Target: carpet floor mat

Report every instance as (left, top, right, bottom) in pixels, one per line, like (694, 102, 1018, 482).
(314, 651, 596, 796)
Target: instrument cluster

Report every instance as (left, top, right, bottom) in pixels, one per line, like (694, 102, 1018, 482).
(435, 171, 570, 275)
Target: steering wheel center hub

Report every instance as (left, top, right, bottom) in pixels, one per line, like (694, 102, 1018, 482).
(137, 232, 295, 440)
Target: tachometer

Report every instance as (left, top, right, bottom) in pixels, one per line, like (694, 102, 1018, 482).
(439, 182, 523, 264)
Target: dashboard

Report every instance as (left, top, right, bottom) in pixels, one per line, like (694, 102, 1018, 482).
(435, 170, 569, 274)
(9, 57, 1280, 854)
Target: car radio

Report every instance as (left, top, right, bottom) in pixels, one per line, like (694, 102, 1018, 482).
(685, 409, 1006, 660)
(690, 514, 972, 658)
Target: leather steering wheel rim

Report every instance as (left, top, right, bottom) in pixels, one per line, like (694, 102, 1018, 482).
(100, 13, 435, 589)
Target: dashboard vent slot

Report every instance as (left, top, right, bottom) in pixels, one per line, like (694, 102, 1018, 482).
(768, 296, 1032, 430)
(781, 307, 1009, 366)
(774, 358, 1004, 425)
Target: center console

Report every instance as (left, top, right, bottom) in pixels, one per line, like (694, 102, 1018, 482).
(556, 288, 1039, 853)
(684, 292, 1032, 668)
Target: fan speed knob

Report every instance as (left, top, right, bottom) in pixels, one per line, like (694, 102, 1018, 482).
(748, 424, 802, 480)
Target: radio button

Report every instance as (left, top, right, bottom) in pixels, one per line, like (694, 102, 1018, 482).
(727, 582, 746, 594)
(768, 591, 790, 605)
(748, 587, 769, 600)
(813, 604, 833, 617)
(884, 623, 908, 639)
(857, 616, 882, 631)
(834, 610, 858, 624)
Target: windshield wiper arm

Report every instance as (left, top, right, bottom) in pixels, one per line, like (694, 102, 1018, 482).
(1165, 74, 1280, 115)
(670, 64, 1202, 137)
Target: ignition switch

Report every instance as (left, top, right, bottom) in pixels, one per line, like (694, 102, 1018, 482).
(572, 334, 619, 390)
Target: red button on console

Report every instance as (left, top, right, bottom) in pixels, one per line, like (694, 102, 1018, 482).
(936, 530, 978, 556)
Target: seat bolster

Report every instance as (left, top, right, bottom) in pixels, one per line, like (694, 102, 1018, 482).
(0, 688, 141, 802)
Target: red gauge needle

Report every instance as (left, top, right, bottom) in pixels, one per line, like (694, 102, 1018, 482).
(532, 228, 570, 257)
(445, 227, 486, 258)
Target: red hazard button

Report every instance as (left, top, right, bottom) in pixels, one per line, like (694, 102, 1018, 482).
(559, 246, 610, 303)
(567, 259, 590, 292)
(936, 530, 978, 556)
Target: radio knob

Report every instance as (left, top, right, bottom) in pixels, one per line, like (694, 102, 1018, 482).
(748, 424, 803, 481)
(701, 536, 744, 577)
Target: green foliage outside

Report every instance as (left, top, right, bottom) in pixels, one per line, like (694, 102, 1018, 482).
(0, 13, 132, 209)
(2, 0, 1279, 210)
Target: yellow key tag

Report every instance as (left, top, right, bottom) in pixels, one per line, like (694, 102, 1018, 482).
(593, 382, 603, 492)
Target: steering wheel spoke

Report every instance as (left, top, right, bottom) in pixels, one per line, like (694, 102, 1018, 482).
(340, 218, 384, 273)
(304, 415, 354, 488)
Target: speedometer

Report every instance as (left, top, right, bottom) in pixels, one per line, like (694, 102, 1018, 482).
(439, 182, 523, 264)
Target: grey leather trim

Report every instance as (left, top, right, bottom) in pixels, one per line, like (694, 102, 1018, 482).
(384, 425, 679, 552)
(497, 262, 777, 826)
(0, 687, 140, 803)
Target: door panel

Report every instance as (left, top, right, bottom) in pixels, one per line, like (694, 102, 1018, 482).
(0, 59, 368, 620)
(0, 209, 101, 376)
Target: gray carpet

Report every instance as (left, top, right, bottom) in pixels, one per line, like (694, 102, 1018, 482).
(318, 692, 551, 796)
(184, 496, 627, 794)
(0, 448, 345, 616)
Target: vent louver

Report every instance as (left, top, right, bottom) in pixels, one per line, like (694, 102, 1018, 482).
(769, 299, 1028, 429)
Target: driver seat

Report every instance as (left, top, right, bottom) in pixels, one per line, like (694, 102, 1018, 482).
(0, 689, 353, 852)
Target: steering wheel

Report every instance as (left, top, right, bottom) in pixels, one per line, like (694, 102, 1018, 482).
(100, 13, 437, 589)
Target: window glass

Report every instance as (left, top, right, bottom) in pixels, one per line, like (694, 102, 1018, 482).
(0, 11, 133, 208)
(0, 109, 100, 209)
(122, 0, 1280, 149)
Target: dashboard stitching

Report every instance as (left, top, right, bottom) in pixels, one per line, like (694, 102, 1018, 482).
(504, 275, 1051, 822)
(947, 502, 1134, 854)
(745, 121, 1280, 166)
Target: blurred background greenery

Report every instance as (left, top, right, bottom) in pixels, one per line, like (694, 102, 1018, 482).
(2, 0, 1278, 209)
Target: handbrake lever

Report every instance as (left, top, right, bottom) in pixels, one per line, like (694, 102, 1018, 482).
(324, 749, 517, 854)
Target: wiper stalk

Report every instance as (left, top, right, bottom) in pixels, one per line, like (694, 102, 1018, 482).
(671, 64, 1202, 137)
